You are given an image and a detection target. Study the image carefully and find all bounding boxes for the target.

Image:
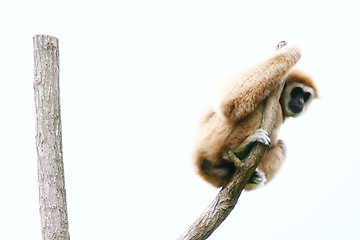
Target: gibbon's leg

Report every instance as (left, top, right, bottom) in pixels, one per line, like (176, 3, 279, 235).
(257, 139, 286, 184)
(224, 129, 270, 191)
(199, 159, 236, 188)
(220, 44, 301, 122)
(206, 129, 270, 188)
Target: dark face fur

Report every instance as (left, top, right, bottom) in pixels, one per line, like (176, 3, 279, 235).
(288, 86, 312, 113)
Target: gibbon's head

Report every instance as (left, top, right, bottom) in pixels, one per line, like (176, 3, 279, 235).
(280, 68, 318, 117)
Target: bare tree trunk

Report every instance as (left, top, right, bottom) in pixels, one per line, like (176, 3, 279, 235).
(178, 41, 290, 240)
(33, 35, 70, 240)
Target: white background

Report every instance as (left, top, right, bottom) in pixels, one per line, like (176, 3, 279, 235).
(1, 0, 359, 239)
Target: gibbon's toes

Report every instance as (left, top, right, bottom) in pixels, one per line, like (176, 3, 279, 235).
(254, 129, 271, 146)
(244, 168, 267, 191)
(244, 169, 266, 191)
(248, 168, 267, 185)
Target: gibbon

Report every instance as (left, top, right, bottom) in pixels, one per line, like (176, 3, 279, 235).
(192, 43, 318, 190)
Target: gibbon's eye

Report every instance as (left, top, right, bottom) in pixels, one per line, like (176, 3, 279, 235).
(303, 92, 311, 103)
(290, 87, 304, 97)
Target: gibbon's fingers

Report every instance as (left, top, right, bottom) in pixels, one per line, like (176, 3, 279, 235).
(233, 129, 271, 153)
(254, 129, 271, 146)
(276, 40, 287, 50)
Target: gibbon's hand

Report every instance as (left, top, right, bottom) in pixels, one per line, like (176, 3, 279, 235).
(250, 129, 271, 146)
(225, 129, 271, 161)
(234, 129, 271, 152)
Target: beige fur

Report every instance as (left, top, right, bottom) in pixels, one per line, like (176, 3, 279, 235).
(192, 44, 317, 189)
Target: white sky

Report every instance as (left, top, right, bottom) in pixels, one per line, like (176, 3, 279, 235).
(1, 0, 359, 239)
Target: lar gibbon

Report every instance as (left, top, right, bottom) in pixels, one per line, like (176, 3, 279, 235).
(192, 42, 318, 190)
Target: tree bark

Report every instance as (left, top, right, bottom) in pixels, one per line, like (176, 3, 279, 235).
(33, 35, 70, 240)
(178, 42, 290, 240)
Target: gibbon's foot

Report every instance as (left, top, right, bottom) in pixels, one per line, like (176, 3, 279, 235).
(244, 168, 267, 191)
(248, 168, 266, 184)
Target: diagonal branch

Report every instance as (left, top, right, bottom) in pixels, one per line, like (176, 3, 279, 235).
(178, 42, 288, 240)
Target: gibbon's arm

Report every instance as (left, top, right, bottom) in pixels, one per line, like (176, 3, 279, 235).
(219, 44, 301, 122)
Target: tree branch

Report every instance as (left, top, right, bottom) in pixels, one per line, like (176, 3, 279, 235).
(178, 42, 289, 240)
(33, 35, 70, 240)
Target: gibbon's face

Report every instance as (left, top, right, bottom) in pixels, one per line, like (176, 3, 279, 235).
(281, 83, 315, 117)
